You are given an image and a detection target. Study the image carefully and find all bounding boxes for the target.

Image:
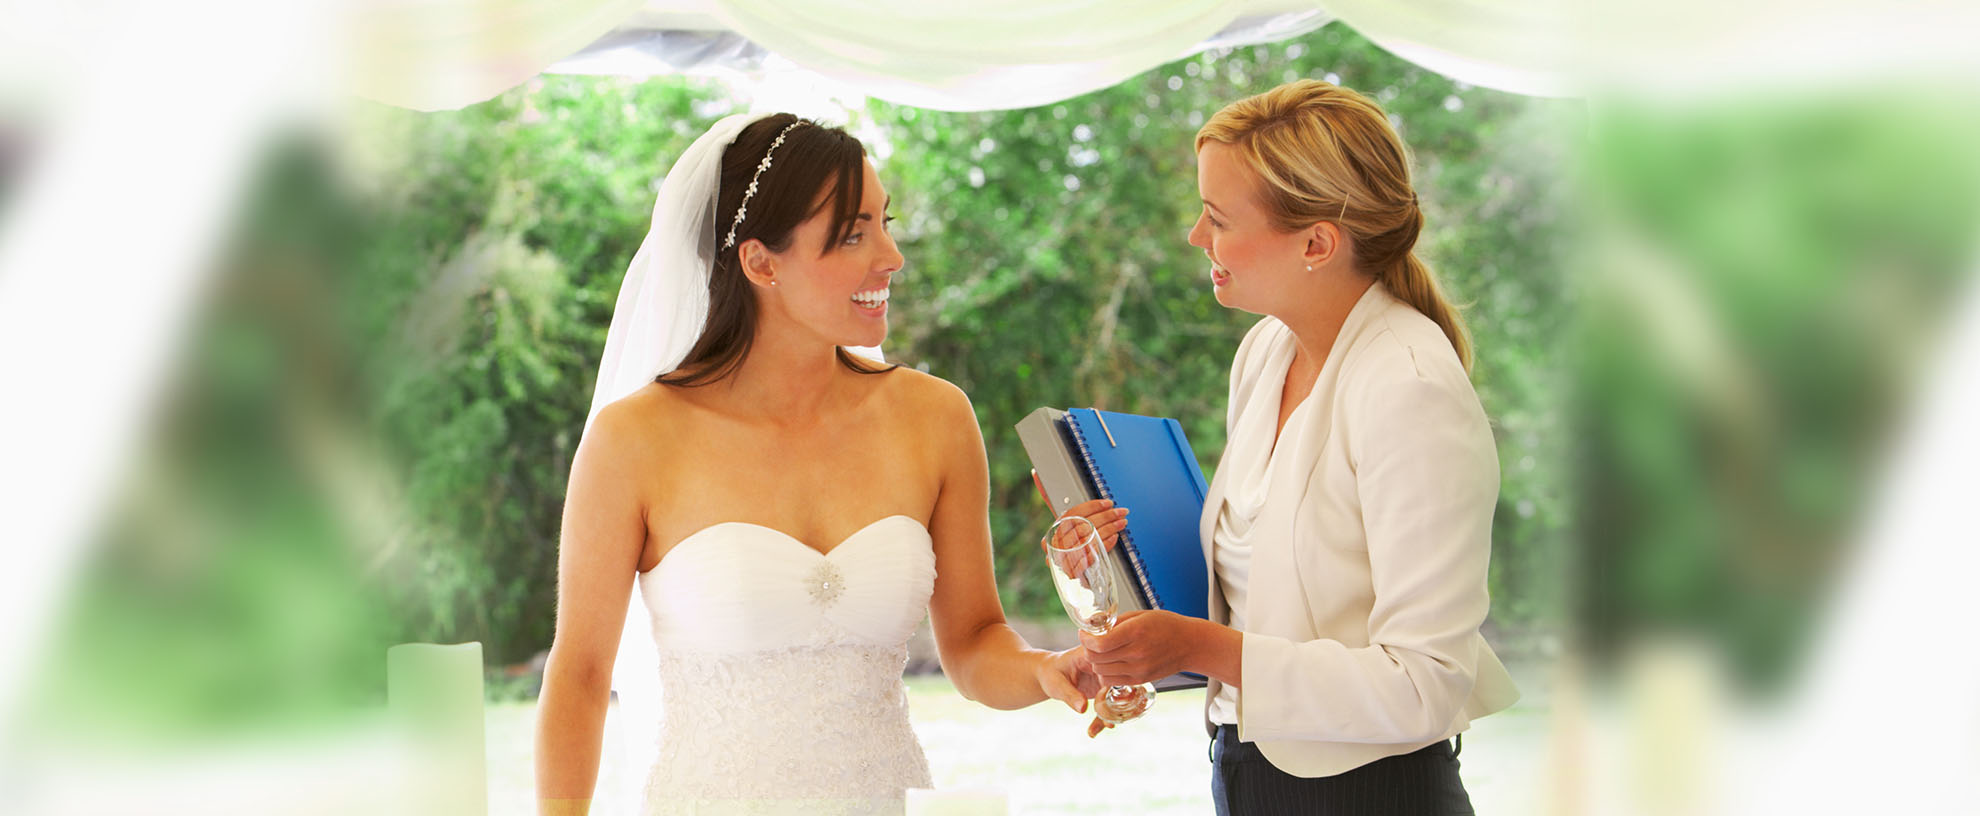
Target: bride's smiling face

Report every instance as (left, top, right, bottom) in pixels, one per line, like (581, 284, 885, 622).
(763, 159, 901, 350)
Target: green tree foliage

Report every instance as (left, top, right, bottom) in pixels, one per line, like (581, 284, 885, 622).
(356, 26, 1578, 665)
(353, 80, 734, 663)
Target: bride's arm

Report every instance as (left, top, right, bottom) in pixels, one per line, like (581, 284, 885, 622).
(923, 382, 1120, 711)
(535, 405, 649, 814)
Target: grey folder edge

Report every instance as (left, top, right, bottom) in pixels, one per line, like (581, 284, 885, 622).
(1016, 406, 1207, 693)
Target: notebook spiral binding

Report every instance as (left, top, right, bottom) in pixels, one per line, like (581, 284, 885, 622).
(1064, 412, 1164, 610)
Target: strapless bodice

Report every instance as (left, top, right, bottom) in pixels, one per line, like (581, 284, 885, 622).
(632, 515, 937, 815)
(637, 515, 936, 653)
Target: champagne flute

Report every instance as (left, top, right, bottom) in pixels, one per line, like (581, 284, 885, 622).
(1042, 514, 1154, 726)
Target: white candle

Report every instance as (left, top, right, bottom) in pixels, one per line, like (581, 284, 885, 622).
(905, 787, 1008, 816)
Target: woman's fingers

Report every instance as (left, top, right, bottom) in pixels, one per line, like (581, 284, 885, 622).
(1053, 521, 1085, 549)
(1063, 498, 1114, 518)
(1098, 515, 1129, 548)
(1097, 508, 1129, 551)
(1043, 503, 1130, 579)
(1061, 503, 1130, 552)
(1058, 502, 1129, 537)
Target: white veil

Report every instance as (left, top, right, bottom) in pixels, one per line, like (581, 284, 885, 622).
(584, 112, 759, 436)
(584, 111, 763, 804)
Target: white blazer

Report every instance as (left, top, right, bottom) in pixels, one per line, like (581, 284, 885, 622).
(1200, 282, 1519, 778)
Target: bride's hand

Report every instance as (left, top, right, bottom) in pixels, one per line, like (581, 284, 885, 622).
(1036, 647, 1102, 714)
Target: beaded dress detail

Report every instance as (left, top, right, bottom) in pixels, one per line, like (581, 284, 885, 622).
(634, 515, 936, 815)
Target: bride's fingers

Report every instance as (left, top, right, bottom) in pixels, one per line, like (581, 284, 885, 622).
(1039, 652, 1091, 713)
(1046, 672, 1086, 713)
(1086, 717, 1109, 739)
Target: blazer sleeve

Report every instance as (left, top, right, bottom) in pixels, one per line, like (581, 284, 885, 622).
(1238, 330, 1502, 744)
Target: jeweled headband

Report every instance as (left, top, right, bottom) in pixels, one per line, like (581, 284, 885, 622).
(722, 120, 807, 250)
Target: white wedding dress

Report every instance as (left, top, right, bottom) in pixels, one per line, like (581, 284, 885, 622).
(633, 515, 937, 815)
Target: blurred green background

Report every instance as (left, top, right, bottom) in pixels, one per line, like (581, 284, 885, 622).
(1576, 89, 1980, 689)
(27, 20, 1980, 750)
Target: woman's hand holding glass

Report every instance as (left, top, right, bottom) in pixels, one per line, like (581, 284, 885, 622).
(1042, 506, 1154, 732)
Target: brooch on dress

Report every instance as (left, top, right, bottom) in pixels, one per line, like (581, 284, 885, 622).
(806, 561, 846, 606)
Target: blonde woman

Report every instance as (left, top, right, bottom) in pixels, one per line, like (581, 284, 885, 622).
(1079, 81, 1519, 814)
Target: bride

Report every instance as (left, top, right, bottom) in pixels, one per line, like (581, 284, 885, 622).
(533, 112, 1122, 815)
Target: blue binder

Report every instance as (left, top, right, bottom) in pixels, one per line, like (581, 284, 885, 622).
(1061, 409, 1212, 621)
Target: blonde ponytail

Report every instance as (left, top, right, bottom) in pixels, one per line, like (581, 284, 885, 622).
(1393, 252, 1472, 370)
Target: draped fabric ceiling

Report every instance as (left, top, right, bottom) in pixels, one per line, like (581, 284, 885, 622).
(344, 0, 1980, 114)
(344, 0, 1980, 113)
(351, 0, 1578, 112)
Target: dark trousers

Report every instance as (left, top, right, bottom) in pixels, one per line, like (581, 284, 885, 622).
(1211, 725, 1476, 815)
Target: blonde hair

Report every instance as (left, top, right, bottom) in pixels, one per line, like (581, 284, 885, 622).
(1197, 79, 1472, 371)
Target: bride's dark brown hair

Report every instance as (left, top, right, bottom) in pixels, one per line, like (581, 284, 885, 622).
(658, 114, 896, 387)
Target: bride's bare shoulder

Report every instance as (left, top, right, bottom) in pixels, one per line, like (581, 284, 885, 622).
(880, 366, 977, 436)
(586, 381, 696, 450)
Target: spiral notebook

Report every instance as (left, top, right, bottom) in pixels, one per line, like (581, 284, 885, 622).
(1017, 407, 1213, 691)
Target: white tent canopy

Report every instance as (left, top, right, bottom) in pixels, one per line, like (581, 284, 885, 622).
(351, 0, 1584, 112)
(543, 4, 1337, 110)
(345, 0, 1980, 114)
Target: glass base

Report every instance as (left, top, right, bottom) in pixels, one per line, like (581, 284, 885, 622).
(1095, 683, 1155, 725)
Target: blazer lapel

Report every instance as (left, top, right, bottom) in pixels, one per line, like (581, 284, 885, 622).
(1237, 283, 1394, 644)
(1197, 432, 1235, 738)
(1199, 460, 1231, 626)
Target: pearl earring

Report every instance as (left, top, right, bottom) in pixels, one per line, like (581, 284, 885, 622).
(1305, 264, 1313, 272)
